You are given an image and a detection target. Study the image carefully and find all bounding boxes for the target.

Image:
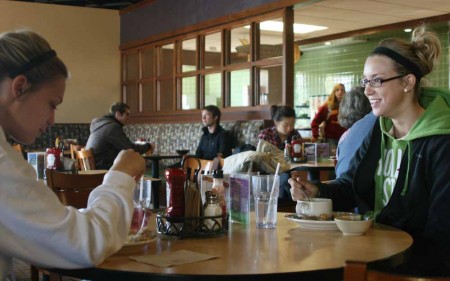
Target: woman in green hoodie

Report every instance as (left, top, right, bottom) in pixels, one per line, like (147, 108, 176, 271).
(289, 25, 450, 276)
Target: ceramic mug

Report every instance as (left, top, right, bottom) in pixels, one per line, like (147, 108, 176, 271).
(296, 198, 332, 218)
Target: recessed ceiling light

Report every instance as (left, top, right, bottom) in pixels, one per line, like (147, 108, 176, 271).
(246, 21, 327, 34)
(404, 28, 412, 32)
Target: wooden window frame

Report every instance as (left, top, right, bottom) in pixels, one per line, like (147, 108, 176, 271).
(121, 8, 292, 123)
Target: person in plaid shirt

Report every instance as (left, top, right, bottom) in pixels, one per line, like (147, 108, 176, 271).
(258, 105, 303, 200)
(258, 105, 303, 150)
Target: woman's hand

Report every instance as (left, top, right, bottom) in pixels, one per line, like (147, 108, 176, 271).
(111, 149, 146, 181)
(288, 176, 320, 201)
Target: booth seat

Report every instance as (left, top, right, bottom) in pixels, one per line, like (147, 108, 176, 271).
(26, 120, 267, 166)
(26, 123, 91, 151)
(123, 120, 266, 166)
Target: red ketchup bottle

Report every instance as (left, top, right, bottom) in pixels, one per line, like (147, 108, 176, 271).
(46, 147, 62, 170)
(291, 136, 303, 162)
(165, 168, 186, 217)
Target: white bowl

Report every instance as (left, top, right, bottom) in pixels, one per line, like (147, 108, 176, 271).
(334, 216, 373, 235)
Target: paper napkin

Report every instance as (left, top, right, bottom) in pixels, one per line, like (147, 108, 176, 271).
(129, 249, 218, 267)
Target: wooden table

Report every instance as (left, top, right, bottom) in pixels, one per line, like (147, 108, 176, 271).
(144, 154, 182, 208)
(144, 154, 182, 179)
(52, 213, 413, 281)
(290, 159, 336, 181)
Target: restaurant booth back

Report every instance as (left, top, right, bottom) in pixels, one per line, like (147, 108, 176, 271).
(26, 120, 266, 166)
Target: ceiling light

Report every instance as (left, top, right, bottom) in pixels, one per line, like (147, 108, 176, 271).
(246, 21, 327, 34)
(325, 42, 331, 45)
(404, 28, 412, 32)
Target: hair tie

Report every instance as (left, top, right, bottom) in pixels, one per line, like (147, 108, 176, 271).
(9, 50, 57, 78)
(371, 46, 423, 80)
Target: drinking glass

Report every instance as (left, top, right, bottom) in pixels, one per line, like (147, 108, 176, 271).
(130, 178, 154, 240)
(252, 175, 279, 228)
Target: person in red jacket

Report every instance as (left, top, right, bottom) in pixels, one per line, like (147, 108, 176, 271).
(311, 83, 347, 154)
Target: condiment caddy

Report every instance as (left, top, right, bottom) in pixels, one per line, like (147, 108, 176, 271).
(156, 163, 229, 239)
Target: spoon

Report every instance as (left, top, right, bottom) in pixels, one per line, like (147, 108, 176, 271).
(300, 188, 311, 201)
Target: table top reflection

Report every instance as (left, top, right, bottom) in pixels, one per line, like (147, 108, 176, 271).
(290, 159, 336, 169)
(143, 153, 183, 161)
(290, 159, 336, 181)
(53, 213, 412, 281)
(77, 169, 108, 175)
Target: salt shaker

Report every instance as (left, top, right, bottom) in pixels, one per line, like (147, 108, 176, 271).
(211, 170, 226, 215)
(204, 191, 222, 230)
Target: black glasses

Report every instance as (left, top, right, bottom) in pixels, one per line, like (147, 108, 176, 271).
(360, 74, 407, 88)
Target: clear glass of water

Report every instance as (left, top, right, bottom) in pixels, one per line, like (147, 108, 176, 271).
(252, 175, 279, 228)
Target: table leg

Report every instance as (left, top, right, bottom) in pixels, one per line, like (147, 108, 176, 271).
(151, 159, 160, 209)
(151, 180, 160, 209)
(151, 159, 160, 178)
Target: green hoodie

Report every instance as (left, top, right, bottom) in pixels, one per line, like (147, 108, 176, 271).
(374, 87, 450, 215)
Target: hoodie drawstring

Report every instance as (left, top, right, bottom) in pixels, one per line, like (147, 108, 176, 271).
(401, 143, 412, 196)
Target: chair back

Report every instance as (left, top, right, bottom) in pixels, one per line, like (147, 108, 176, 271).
(75, 148, 95, 170)
(11, 143, 26, 159)
(344, 261, 450, 281)
(12, 143, 24, 153)
(45, 169, 105, 208)
(181, 156, 213, 183)
(70, 144, 84, 159)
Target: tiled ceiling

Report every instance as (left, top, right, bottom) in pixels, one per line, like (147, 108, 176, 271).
(294, 0, 450, 40)
(10, 0, 450, 42)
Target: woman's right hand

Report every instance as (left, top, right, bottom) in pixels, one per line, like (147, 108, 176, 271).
(288, 176, 319, 201)
(111, 149, 146, 181)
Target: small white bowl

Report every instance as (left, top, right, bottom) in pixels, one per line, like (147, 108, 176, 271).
(334, 216, 373, 235)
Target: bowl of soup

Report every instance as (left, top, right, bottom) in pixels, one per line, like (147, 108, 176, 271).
(334, 214, 372, 235)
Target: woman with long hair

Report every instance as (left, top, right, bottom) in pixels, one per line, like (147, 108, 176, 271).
(310, 83, 347, 153)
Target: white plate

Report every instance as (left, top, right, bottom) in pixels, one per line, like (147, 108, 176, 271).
(285, 214, 338, 231)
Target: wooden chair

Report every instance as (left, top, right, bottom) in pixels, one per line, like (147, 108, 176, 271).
(181, 156, 213, 183)
(45, 168, 106, 208)
(12, 143, 23, 153)
(75, 148, 95, 171)
(31, 169, 106, 281)
(69, 144, 84, 159)
(344, 260, 450, 281)
(11, 143, 27, 159)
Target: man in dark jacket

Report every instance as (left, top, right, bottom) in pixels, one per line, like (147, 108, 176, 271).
(195, 105, 233, 160)
(86, 102, 152, 169)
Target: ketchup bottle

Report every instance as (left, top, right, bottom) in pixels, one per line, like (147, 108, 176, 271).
(46, 147, 62, 170)
(165, 168, 186, 217)
(291, 136, 303, 162)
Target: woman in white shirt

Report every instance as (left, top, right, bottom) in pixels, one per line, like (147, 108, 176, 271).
(0, 29, 145, 280)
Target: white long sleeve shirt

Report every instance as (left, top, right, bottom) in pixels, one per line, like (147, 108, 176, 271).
(0, 128, 135, 281)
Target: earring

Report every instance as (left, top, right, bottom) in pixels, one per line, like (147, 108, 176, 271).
(404, 89, 408, 93)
